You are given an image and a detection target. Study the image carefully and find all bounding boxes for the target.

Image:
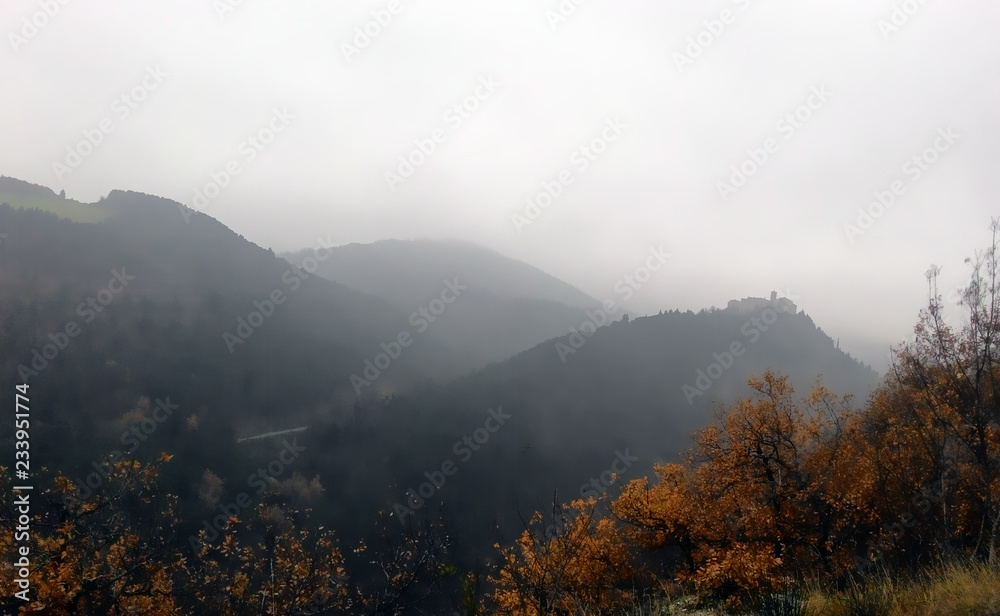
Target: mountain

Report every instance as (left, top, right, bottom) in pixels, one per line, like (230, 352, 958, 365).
(307, 300, 881, 563)
(283, 239, 598, 309)
(281, 239, 603, 370)
(0, 177, 468, 439)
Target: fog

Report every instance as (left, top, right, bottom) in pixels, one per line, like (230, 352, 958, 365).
(2, 0, 997, 369)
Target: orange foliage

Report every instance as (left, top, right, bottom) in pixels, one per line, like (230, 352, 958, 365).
(186, 504, 350, 616)
(490, 498, 634, 616)
(0, 457, 185, 615)
(614, 373, 862, 604)
(0, 455, 350, 615)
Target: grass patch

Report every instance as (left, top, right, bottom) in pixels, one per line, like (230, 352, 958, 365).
(758, 589, 809, 616)
(628, 561, 1000, 616)
(895, 560, 1000, 616)
(800, 560, 1000, 616)
(0, 190, 113, 223)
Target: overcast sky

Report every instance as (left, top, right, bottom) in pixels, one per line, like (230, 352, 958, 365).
(3, 0, 997, 369)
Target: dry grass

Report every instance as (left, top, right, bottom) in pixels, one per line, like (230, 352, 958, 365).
(894, 560, 1000, 616)
(799, 560, 1000, 616)
(631, 560, 1000, 616)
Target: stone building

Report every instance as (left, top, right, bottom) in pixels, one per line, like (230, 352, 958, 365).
(726, 290, 797, 315)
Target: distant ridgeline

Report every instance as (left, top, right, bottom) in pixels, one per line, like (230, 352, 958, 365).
(725, 290, 797, 315)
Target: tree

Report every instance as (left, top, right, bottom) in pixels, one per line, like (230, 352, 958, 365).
(0, 455, 186, 615)
(0, 452, 354, 615)
(490, 497, 634, 616)
(186, 504, 350, 616)
(614, 373, 860, 605)
(880, 219, 1000, 564)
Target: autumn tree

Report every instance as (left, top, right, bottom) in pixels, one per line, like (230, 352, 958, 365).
(871, 219, 1000, 565)
(489, 497, 635, 616)
(350, 512, 454, 616)
(186, 503, 351, 616)
(1, 452, 353, 616)
(0, 455, 186, 615)
(613, 373, 863, 605)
